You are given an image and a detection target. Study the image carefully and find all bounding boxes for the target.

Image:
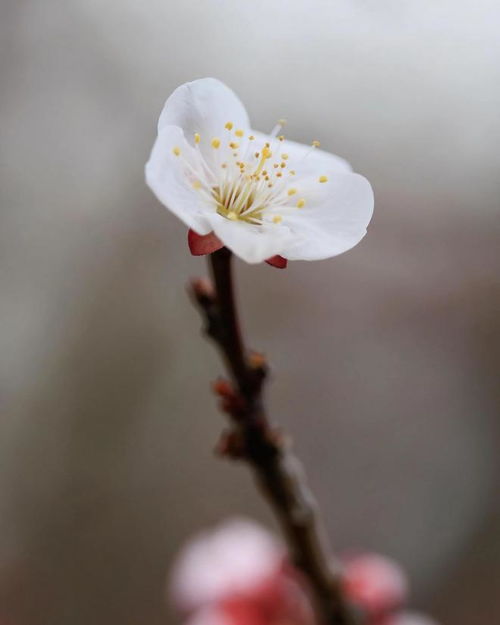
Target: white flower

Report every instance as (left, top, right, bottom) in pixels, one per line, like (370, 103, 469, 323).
(146, 78, 373, 265)
(169, 518, 284, 612)
(388, 612, 439, 625)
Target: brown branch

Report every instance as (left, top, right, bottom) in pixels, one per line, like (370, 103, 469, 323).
(190, 247, 356, 625)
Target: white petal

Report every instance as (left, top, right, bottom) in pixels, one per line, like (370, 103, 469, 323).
(158, 78, 250, 154)
(389, 612, 439, 625)
(206, 213, 295, 264)
(145, 124, 212, 234)
(280, 173, 374, 261)
(251, 130, 352, 176)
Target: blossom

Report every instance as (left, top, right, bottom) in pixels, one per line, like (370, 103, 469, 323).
(145, 78, 374, 265)
(385, 612, 440, 625)
(169, 518, 314, 625)
(342, 552, 408, 617)
(169, 518, 285, 612)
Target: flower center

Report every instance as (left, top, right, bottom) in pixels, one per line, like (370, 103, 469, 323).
(172, 120, 329, 226)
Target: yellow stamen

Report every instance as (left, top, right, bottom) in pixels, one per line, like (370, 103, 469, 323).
(172, 146, 181, 156)
(249, 135, 255, 140)
(227, 211, 238, 220)
(235, 129, 244, 137)
(282, 154, 289, 160)
(312, 140, 320, 148)
(287, 188, 297, 196)
(278, 118, 287, 126)
(297, 199, 306, 208)
(280, 162, 286, 168)
(192, 180, 202, 189)
(229, 142, 239, 149)
(194, 133, 201, 144)
(319, 175, 328, 183)
(225, 121, 233, 130)
(273, 215, 283, 224)
(278, 135, 285, 141)
(211, 138, 221, 148)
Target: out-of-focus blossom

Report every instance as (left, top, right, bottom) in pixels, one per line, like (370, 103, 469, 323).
(146, 78, 373, 265)
(342, 552, 408, 617)
(385, 612, 439, 625)
(170, 518, 439, 625)
(170, 518, 285, 612)
(169, 518, 314, 625)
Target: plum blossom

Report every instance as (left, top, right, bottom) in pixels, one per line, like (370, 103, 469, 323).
(385, 612, 440, 625)
(169, 518, 439, 625)
(341, 552, 408, 617)
(169, 518, 314, 625)
(146, 78, 373, 265)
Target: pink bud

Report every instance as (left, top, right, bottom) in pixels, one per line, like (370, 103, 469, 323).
(342, 553, 408, 616)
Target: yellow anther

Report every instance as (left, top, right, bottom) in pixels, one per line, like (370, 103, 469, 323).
(249, 135, 255, 140)
(225, 121, 233, 130)
(254, 152, 260, 158)
(312, 140, 321, 148)
(287, 188, 297, 196)
(194, 133, 201, 144)
(280, 162, 286, 168)
(192, 180, 202, 189)
(229, 142, 239, 149)
(278, 135, 285, 141)
(297, 199, 306, 208)
(227, 211, 238, 220)
(261, 146, 272, 159)
(267, 183, 273, 188)
(262, 170, 268, 176)
(278, 118, 287, 126)
(289, 170, 296, 175)
(273, 215, 283, 224)
(211, 138, 221, 149)
(235, 129, 244, 137)
(273, 163, 279, 169)
(265, 175, 270, 180)
(281, 154, 289, 160)
(276, 172, 282, 177)
(221, 163, 227, 168)
(319, 175, 328, 183)
(172, 146, 181, 156)
(265, 142, 270, 147)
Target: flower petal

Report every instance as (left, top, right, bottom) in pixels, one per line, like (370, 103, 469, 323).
(251, 130, 352, 176)
(158, 78, 250, 152)
(145, 124, 212, 234)
(280, 173, 374, 261)
(205, 213, 295, 264)
(188, 229, 223, 256)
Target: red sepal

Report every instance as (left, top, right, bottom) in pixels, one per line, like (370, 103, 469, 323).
(265, 255, 288, 269)
(188, 229, 223, 256)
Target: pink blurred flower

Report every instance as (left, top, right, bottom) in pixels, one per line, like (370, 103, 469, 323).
(170, 518, 285, 612)
(385, 612, 439, 625)
(342, 553, 408, 617)
(170, 518, 314, 625)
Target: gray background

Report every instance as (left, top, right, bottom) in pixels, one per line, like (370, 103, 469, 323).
(1, 1, 499, 624)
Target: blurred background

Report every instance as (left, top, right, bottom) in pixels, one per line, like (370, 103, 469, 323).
(1, 1, 499, 624)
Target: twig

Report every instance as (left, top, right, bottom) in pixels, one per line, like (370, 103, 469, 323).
(190, 247, 356, 625)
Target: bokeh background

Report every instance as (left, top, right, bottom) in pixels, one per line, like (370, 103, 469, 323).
(1, 1, 499, 624)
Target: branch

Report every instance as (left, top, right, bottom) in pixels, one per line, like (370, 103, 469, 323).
(190, 247, 356, 625)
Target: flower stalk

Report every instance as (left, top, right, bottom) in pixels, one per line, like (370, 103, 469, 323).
(190, 247, 356, 625)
